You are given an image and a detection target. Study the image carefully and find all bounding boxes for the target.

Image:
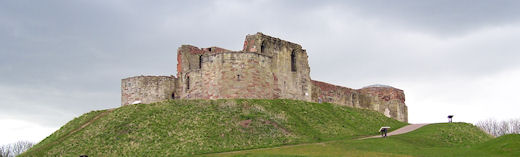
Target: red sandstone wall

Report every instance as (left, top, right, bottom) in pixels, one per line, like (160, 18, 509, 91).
(311, 80, 408, 122)
(358, 86, 405, 103)
(311, 80, 358, 107)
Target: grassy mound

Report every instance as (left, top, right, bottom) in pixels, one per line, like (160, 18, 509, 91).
(22, 99, 406, 156)
(27, 110, 105, 153)
(476, 134, 520, 156)
(209, 123, 501, 157)
(390, 123, 493, 147)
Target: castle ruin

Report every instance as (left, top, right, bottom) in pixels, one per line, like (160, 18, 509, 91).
(121, 33, 408, 122)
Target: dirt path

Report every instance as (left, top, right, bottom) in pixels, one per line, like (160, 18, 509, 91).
(26, 109, 115, 154)
(360, 123, 430, 139)
(67, 108, 115, 135)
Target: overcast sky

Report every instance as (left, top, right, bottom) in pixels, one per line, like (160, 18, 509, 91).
(1, 0, 520, 145)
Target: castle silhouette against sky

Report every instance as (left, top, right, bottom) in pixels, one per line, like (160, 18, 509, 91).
(121, 33, 408, 122)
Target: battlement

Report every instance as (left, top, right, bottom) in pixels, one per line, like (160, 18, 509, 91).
(122, 33, 408, 122)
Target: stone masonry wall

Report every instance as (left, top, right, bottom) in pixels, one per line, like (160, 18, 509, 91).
(121, 76, 177, 106)
(179, 51, 275, 99)
(311, 80, 408, 122)
(243, 33, 312, 101)
(311, 80, 359, 107)
(211, 52, 274, 99)
(358, 86, 408, 122)
(121, 32, 408, 122)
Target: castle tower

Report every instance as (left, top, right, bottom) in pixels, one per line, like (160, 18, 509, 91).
(175, 33, 312, 101)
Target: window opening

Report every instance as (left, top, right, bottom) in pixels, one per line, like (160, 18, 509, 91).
(291, 50, 297, 72)
(261, 41, 266, 53)
(186, 76, 190, 90)
(199, 55, 203, 69)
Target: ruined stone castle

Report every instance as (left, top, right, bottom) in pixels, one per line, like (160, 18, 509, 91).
(121, 33, 408, 122)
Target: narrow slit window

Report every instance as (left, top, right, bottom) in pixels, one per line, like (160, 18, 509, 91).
(261, 41, 266, 53)
(199, 55, 203, 69)
(291, 50, 297, 72)
(351, 93, 356, 104)
(186, 76, 190, 90)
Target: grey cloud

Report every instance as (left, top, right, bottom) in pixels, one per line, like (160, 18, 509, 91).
(340, 0, 520, 35)
(1, 0, 520, 131)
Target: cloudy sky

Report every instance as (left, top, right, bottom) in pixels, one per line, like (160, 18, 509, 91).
(1, 0, 520, 145)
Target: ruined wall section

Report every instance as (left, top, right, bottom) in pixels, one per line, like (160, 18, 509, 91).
(358, 86, 408, 122)
(177, 45, 203, 98)
(311, 80, 408, 122)
(177, 45, 229, 98)
(177, 44, 275, 99)
(243, 33, 312, 101)
(211, 52, 274, 99)
(122, 33, 408, 122)
(121, 76, 177, 106)
(311, 80, 359, 107)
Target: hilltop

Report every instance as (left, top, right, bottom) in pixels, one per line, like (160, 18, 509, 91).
(22, 99, 406, 156)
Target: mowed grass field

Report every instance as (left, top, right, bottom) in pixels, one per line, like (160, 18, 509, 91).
(206, 123, 520, 157)
(21, 99, 406, 156)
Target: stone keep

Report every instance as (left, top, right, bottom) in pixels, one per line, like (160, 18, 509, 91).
(121, 33, 408, 122)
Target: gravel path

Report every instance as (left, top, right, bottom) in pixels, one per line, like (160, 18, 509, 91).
(360, 123, 430, 139)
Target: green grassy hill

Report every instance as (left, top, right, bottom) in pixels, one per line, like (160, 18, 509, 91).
(211, 123, 517, 157)
(476, 134, 520, 156)
(21, 99, 406, 156)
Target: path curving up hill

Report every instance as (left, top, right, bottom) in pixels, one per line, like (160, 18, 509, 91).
(360, 123, 430, 139)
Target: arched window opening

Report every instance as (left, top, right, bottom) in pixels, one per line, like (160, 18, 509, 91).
(261, 41, 266, 53)
(237, 74, 241, 81)
(199, 55, 203, 69)
(291, 50, 297, 72)
(171, 92, 175, 99)
(186, 76, 190, 90)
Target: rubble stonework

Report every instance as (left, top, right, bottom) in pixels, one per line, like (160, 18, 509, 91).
(121, 76, 177, 105)
(121, 32, 408, 122)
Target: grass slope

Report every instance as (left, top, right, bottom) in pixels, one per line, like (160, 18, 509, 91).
(22, 99, 406, 156)
(27, 110, 105, 153)
(212, 123, 513, 157)
(476, 134, 520, 156)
